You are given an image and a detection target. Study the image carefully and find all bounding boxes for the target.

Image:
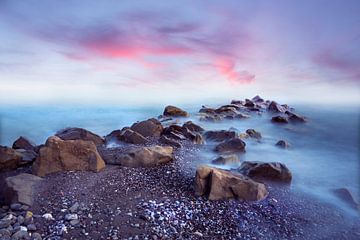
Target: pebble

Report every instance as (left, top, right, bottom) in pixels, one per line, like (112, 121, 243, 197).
(42, 213, 54, 221)
(69, 202, 80, 213)
(31, 232, 42, 240)
(27, 223, 37, 231)
(10, 203, 22, 211)
(70, 219, 80, 226)
(65, 213, 78, 221)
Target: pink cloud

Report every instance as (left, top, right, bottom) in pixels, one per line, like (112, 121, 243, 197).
(215, 58, 255, 84)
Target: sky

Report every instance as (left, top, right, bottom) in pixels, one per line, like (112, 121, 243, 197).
(0, 0, 359, 105)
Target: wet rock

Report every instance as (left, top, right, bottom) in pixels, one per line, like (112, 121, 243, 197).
(131, 118, 163, 138)
(246, 129, 262, 139)
(3, 173, 43, 206)
(215, 138, 246, 153)
(56, 127, 104, 145)
(0, 146, 22, 171)
(199, 114, 222, 122)
(276, 140, 290, 149)
(271, 116, 289, 124)
(182, 121, 204, 133)
(211, 154, 240, 165)
(159, 136, 182, 148)
(12, 136, 36, 151)
(163, 105, 189, 117)
(204, 130, 237, 142)
(244, 99, 255, 108)
(268, 101, 287, 113)
(116, 129, 147, 144)
(230, 100, 244, 105)
(107, 146, 173, 167)
(195, 165, 268, 201)
(32, 136, 105, 177)
(215, 106, 238, 116)
(252, 95, 264, 103)
(239, 161, 292, 183)
(286, 111, 306, 123)
(333, 188, 359, 210)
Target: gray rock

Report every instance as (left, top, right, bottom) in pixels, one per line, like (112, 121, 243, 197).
(0, 229, 11, 237)
(31, 232, 42, 240)
(70, 219, 80, 226)
(64, 213, 78, 221)
(17, 215, 25, 225)
(69, 202, 79, 213)
(0, 219, 11, 229)
(11, 229, 29, 240)
(27, 224, 36, 231)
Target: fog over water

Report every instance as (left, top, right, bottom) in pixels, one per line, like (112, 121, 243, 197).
(0, 103, 359, 215)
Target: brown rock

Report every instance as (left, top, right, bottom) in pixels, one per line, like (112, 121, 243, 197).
(199, 107, 216, 115)
(15, 149, 37, 165)
(204, 130, 237, 142)
(0, 146, 22, 171)
(271, 116, 289, 124)
(215, 138, 246, 153)
(131, 118, 163, 137)
(12, 136, 36, 151)
(212, 154, 240, 165)
(239, 161, 292, 183)
(268, 101, 287, 113)
(107, 146, 173, 167)
(56, 127, 104, 145)
(3, 173, 43, 206)
(163, 105, 189, 117)
(182, 121, 204, 133)
(32, 136, 105, 177)
(159, 136, 182, 148)
(111, 129, 147, 144)
(195, 165, 268, 201)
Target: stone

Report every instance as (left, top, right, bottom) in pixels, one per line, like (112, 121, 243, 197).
(15, 150, 37, 165)
(215, 138, 246, 153)
(212, 154, 240, 165)
(0, 229, 11, 237)
(32, 136, 105, 177)
(271, 116, 289, 124)
(244, 99, 255, 108)
(275, 140, 290, 148)
(252, 95, 264, 103)
(65, 214, 78, 221)
(55, 127, 104, 145)
(3, 174, 43, 206)
(239, 161, 292, 183)
(246, 129, 262, 139)
(195, 165, 268, 201)
(27, 224, 36, 231)
(106, 146, 173, 167)
(12, 137, 36, 151)
(230, 100, 244, 105)
(69, 202, 79, 213)
(268, 101, 287, 113)
(159, 136, 182, 148)
(333, 188, 359, 210)
(31, 232, 42, 240)
(204, 130, 237, 142)
(0, 219, 11, 228)
(285, 111, 306, 123)
(0, 146, 22, 171)
(182, 121, 204, 133)
(131, 118, 163, 138)
(42, 213, 54, 221)
(70, 219, 80, 226)
(11, 230, 29, 240)
(163, 105, 189, 117)
(111, 129, 147, 144)
(10, 203, 22, 211)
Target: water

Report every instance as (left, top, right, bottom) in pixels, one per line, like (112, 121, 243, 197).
(0, 103, 359, 214)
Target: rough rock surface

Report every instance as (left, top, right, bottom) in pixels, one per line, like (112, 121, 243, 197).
(204, 130, 237, 142)
(182, 121, 204, 133)
(56, 127, 104, 145)
(131, 118, 163, 138)
(3, 173, 43, 206)
(276, 140, 290, 149)
(163, 105, 189, 117)
(108, 129, 147, 144)
(32, 136, 105, 177)
(212, 154, 240, 165)
(272, 116, 289, 124)
(12, 136, 36, 151)
(246, 129, 262, 139)
(215, 138, 246, 153)
(195, 165, 268, 201)
(0, 146, 22, 172)
(239, 161, 292, 183)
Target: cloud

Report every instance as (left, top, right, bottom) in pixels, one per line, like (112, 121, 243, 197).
(215, 58, 255, 84)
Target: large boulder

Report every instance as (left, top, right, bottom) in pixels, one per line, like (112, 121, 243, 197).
(215, 138, 246, 153)
(105, 129, 146, 144)
(239, 161, 292, 183)
(204, 130, 237, 142)
(212, 154, 240, 165)
(268, 101, 287, 113)
(0, 146, 22, 171)
(285, 111, 306, 123)
(163, 105, 189, 117)
(32, 136, 105, 177)
(106, 146, 173, 167)
(56, 127, 104, 145)
(12, 136, 36, 151)
(195, 165, 268, 201)
(182, 121, 204, 133)
(3, 173, 43, 206)
(131, 118, 163, 138)
(159, 135, 182, 148)
(15, 149, 37, 165)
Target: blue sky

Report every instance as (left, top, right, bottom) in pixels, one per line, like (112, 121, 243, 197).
(0, 0, 359, 105)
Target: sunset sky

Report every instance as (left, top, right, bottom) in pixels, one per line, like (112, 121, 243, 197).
(0, 0, 359, 105)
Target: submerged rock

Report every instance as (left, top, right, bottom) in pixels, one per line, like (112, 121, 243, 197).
(246, 129, 262, 139)
(204, 130, 237, 142)
(56, 127, 104, 145)
(32, 136, 105, 177)
(195, 165, 268, 201)
(107, 146, 173, 167)
(275, 140, 290, 149)
(268, 101, 287, 113)
(0, 146, 22, 171)
(239, 161, 292, 183)
(182, 121, 204, 133)
(271, 116, 289, 124)
(215, 138, 246, 153)
(211, 154, 240, 165)
(333, 188, 359, 210)
(131, 118, 163, 138)
(286, 111, 306, 123)
(163, 105, 189, 117)
(3, 173, 43, 206)
(12, 136, 36, 151)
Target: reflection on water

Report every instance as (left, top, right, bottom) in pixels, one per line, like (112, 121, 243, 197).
(0, 104, 359, 214)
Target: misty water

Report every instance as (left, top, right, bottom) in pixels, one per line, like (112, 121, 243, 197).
(0, 103, 359, 215)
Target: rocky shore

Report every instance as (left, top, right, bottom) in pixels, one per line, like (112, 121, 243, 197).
(1, 96, 359, 239)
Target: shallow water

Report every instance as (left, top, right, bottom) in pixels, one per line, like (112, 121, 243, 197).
(0, 103, 359, 215)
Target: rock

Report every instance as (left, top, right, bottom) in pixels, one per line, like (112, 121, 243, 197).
(212, 154, 240, 165)
(195, 165, 268, 201)
(204, 130, 237, 142)
(15, 150, 37, 165)
(235, 113, 250, 119)
(182, 128, 205, 144)
(65, 213, 78, 221)
(106, 146, 173, 167)
(286, 111, 306, 123)
(159, 136, 182, 148)
(32, 136, 105, 177)
(12, 229, 29, 240)
(163, 105, 189, 117)
(252, 95, 264, 103)
(199, 114, 222, 122)
(199, 106, 216, 114)
(3, 173, 43, 206)
(56, 127, 104, 145)
(10, 203, 22, 211)
(275, 140, 290, 148)
(69, 202, 79, 213)
(268, 101, 287, 113)
(246, 129, 262, 139)
(12, 137, 36, 151)
(230, 100, 244, 105)
(271, 116, 289, 124)
(0, 146, 22, 171)
(27, 224, 36, 231)
(131, 118, 163, 138)
(215, 138, 246, 153)
(215, 106, 238, 116)
(42, 213, 54, 221)
(0, 218, 11, 228)
(244, 99, 255, 108)
(31, 232, 42, 240)
(113, 129, 147, 144)
(70, 219, 80, 226)
(239, 161, 292, 183)
(333, 188, 359, 210)
(182, 121, 204, 133)
(0, 229, 11, 237)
